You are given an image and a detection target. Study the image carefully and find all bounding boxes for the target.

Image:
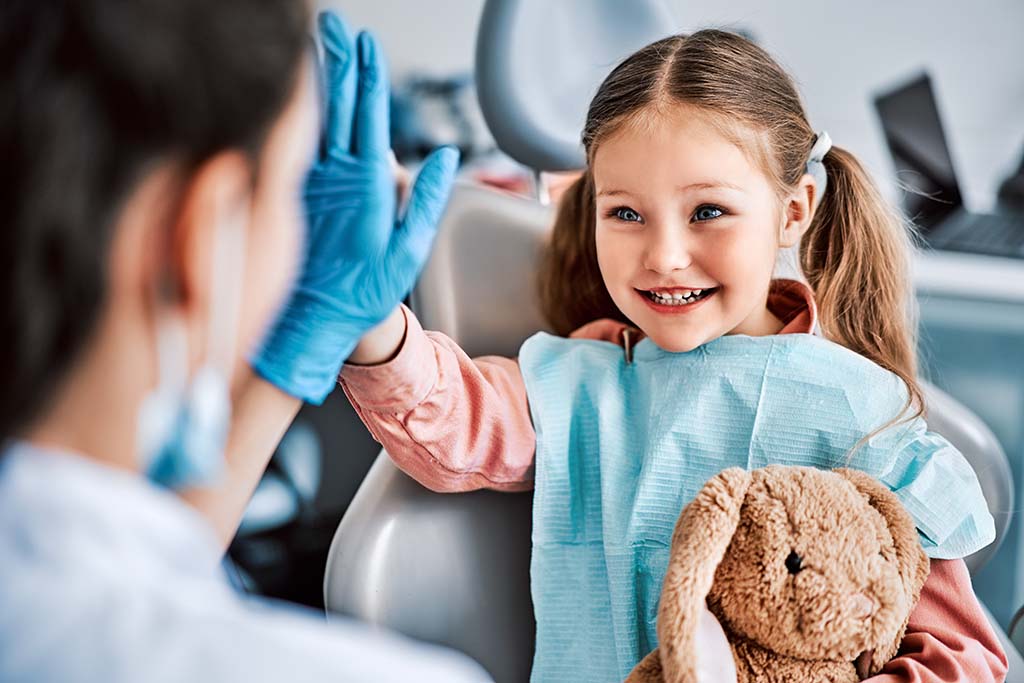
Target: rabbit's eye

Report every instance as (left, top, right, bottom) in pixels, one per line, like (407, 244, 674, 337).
(785, 550, 804, 574)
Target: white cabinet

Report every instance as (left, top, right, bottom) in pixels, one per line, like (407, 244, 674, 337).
(916, 251, 1024, 629)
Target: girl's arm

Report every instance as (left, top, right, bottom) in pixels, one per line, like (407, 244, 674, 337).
(867, 559, 1008, 682)
(340, 305, 536, 492)
(179, 299, 534, 545)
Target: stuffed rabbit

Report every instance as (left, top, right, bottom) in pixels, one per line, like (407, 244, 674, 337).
(627, 465, 930, 683)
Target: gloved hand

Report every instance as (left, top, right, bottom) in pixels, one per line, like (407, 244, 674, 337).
(252, 11, 459, 404)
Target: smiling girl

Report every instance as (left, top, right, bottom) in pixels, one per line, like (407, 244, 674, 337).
(339, 30, 1005, 683)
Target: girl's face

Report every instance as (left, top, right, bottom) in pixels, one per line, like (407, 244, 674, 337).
(593, 108, 799, 352)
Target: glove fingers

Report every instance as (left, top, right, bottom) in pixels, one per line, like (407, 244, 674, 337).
(353, 31, 390, 162)
(399, 146, 459, 239)
(318, 11, 357, 158)
(387, 147, 459, 278)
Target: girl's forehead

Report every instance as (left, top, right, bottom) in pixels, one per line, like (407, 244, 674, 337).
(592, 111, 770, 196)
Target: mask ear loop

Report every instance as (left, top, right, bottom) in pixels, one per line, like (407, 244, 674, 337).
(157, 188, 250, 488)
(205, 187, 250, 375)
(155, 304, 190, 399)
(139, 182, 251, 488)
(150, 236, 191, 398)
(137, 310, 190, 470)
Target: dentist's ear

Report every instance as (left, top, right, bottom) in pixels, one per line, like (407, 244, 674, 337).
(162, 151, 252, 360)
(166, 151, 251, 304)
(778, 174, 818, 248)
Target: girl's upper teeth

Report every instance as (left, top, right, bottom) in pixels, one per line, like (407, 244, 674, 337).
(655, 289, 701, 300)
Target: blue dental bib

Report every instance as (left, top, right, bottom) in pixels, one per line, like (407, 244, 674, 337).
(518, 332, 994, 683)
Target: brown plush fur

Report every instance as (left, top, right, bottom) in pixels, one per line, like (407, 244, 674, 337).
(626, 466, 930, 683)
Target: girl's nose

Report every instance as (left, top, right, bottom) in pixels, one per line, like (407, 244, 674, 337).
(642, 224, 692, 274)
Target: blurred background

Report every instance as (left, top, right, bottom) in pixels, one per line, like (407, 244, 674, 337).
(226, 0, 1024, 635)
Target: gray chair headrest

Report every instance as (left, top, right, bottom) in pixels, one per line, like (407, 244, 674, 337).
(410, 181, 554, 358)
(475, 0, 677, 171)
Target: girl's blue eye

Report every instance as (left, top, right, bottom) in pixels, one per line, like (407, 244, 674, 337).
(693, 205, 724, 222)
(614, 207, 643, 223)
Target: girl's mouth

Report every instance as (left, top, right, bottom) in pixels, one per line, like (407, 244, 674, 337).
(637, 286, 719, 308)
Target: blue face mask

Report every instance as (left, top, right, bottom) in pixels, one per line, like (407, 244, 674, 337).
(137, 198, 248, 490)
(137, 353, 231, 490)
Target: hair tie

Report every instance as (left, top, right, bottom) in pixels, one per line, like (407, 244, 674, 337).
(805, 131, 832, 206)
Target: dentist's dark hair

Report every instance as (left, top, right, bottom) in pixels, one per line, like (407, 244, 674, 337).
(0, 0, 309, 444)
(539, 30, 923, 423)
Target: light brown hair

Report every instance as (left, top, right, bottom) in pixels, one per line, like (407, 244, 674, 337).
(538, 30, 923, 419)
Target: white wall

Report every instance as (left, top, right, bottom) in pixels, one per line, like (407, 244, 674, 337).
(318, 0, 1024, 208)
(316, 0, 485, 78)
(663, 0, 1024, 211)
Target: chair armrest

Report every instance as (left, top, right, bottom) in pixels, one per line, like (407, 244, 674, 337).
(324, 453, 536, 683)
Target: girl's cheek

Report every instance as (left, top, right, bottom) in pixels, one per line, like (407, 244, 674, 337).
(596, 224, 624, 258)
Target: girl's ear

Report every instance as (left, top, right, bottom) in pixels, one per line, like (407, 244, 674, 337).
(778, 173, 818, 248)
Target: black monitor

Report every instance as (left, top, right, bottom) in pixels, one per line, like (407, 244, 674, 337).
(873, 73, 963, 231)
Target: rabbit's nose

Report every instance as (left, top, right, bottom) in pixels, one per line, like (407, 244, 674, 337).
(849, 593, 875, 619)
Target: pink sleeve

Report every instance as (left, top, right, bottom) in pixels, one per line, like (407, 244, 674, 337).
(866, 559, 1008, 682)
(338, 305, 536, 493)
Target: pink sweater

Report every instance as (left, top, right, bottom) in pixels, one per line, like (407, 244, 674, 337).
(340, 280, 1008, 682)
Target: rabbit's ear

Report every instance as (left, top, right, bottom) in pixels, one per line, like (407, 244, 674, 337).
(835, 468, 930, 671)
(658, 467, 752, 683)
(834, 469, 929, 596)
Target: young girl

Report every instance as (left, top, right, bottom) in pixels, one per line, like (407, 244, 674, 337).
(341, 31, 1007, 682)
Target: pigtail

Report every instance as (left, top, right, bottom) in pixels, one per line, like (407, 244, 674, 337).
(538, 169, 627, 336)
(800, 145, 924, 421)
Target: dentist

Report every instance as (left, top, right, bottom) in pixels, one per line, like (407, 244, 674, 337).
(0, 1, 487, 681)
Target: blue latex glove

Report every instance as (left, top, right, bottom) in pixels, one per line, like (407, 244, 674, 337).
(253, 12, 459, 404)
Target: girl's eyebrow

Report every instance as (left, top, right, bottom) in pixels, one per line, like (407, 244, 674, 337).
(596, 188, 633, 198)
(597, 181, 746, 198)
(680, 180, 746, 192)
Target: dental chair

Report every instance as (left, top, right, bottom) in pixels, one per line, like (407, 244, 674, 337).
(323, 1, 1021, 680)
